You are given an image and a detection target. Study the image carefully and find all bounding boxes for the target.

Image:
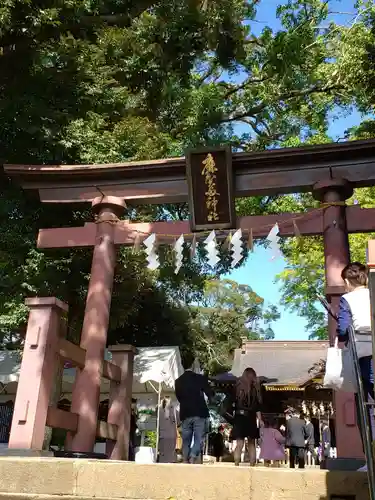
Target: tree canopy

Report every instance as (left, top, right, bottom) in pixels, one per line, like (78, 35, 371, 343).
(2, 0, 374, 162)
(1, 0, 375, 362)
(276, 187, 375, 340)
(190, 279, 279, 373)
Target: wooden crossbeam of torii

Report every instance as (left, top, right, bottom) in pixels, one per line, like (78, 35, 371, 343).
(5, 139, 375, 204)
(37, 205, 375, 249)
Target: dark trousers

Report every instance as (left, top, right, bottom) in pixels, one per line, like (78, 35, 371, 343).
(355, 356, 375, 451)
(289, 446, 305, 469)
(128, 441, 135, 461)
(181, 416, 206, 462)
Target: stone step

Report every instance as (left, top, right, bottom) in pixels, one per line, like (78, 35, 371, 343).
(0, 457, 370, 500)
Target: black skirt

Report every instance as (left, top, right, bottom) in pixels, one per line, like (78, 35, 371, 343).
(231, 412, 259, 440)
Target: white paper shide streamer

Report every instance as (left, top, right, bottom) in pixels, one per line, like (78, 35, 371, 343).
(266, 223, 282, 259)
(230, 229, 244, 268)
(190, 233, 197, 260)
(174, 234, 184, 274)
(143, 233, 160, 270)
(204, 230, 220, 267)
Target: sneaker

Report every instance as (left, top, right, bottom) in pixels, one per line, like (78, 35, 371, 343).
(357, 464, 368, 472)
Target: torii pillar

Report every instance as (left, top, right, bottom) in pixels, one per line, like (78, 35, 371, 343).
(66, 195, 126, 453)
(313, 179, 363, 459)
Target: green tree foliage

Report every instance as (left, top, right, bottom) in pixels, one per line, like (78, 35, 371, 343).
(0, 0, 255, 352)
(2, 0, 375, 163)
(276, 188, 375, 340)
(190, 279, 279, 374)
(0, 0, 255, 163)
(271, 2, 375, 339)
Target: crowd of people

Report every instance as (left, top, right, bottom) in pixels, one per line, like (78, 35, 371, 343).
(138, 261, 373, 469)
(171, 356, 333, 467)
(208, 412, 332, 468)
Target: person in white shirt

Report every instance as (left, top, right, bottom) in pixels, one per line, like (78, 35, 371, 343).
(337, 262, 373, 396)
(336, 262, 373, 471)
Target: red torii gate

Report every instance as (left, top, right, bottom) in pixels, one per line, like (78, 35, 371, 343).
(5, 138, 375, 458)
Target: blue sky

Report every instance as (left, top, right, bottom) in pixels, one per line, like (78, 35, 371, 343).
(225, 0, 367, 341)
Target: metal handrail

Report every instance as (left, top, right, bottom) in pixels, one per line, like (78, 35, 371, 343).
(318, 295, 375, 497)
(347, 325, 375, 500)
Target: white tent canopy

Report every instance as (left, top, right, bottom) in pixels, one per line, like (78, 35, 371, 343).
(133, 346, 183, 392)
(0, 346, 183, 397)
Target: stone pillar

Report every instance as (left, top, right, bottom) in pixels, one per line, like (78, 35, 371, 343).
(106, 345, 137, 460)
(68, 196, 126, 453)
(8, 298, 68, 450)
(313, 179, 363, 459)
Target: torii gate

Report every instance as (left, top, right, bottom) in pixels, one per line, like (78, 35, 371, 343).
(5, 139, 375, 459)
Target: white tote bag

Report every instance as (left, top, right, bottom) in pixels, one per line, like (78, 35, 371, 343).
(323, 338, 357, 393)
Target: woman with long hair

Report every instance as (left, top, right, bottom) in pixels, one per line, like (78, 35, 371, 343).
(228, 367, 263, 466)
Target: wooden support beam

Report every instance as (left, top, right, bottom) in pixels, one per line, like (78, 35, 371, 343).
(46, 407, 78, 433)
(102, 360, 122, 383)
(58, 338, 86, 368)
(5, 139, 375, 204)
(346, 206, 375, 233)
(37, 206, 375, 249)
(38, 224, 96, 248)
(96, 420, 118, 440)
(46, 407, 118, 439)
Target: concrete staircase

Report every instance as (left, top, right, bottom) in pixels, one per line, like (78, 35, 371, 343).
(0, 457, 370, 500)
